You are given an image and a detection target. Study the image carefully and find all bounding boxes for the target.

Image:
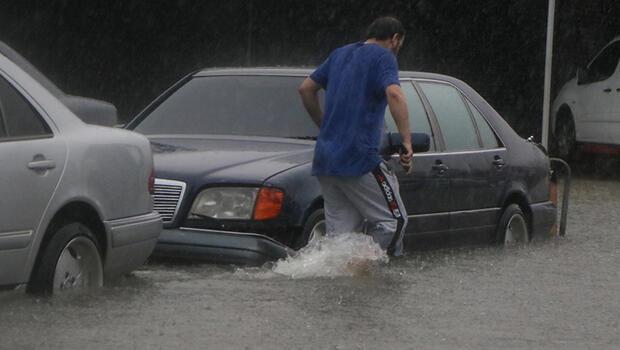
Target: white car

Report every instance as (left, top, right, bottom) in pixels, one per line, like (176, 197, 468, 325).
(552, 36, 620, 158)
(0, 51, 161, 293)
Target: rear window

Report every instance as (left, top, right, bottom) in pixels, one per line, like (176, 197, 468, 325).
(134, 75, 320, 138)
(467, 100, 500, 149)
(0, 75, 51, 139)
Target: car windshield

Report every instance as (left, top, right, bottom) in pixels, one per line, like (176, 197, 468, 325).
(134, 75, 321, 138)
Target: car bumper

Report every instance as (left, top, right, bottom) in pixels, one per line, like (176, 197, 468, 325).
(103, 211, 162, 278)
(154, 227, 291, 266)
(530, 201, 557, 239)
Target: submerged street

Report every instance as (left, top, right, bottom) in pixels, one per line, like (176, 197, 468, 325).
(1, 176, 619, 349)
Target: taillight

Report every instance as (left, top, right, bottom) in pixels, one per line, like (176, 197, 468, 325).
(148, 168, 155, 195)
(253, 187, 284, 220)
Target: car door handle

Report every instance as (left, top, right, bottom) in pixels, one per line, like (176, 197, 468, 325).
(603, 88, 612, 93)
(492, 157, 505, 168)
(616, 88, 620, 92)
(28, 160, 56, 170)
(431, 162, 449, 174)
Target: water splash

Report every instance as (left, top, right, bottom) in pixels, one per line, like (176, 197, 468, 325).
(269, 232, 389, 278)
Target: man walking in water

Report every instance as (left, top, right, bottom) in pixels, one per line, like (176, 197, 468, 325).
(298, 17, 412, 256)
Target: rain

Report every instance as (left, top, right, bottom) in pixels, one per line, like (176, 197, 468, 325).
(1, 1, 619, 348)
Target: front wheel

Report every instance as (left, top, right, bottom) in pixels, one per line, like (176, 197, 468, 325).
(294, 209, 325, 249)
(495, 204, 530, 246)
(555, 115, 577, 160)
(27, 222, 103, 294)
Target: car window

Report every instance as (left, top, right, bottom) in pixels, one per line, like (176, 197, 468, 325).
(587, 41, 620, 83)
(0, 75, 51, 139)
(419, 82, 480, 151)
(384, 81, 435, 151)
(134, 75, 321, 138)
(467, 100, 500, 149)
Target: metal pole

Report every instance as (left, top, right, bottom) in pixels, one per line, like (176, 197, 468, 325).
(542, 0, 556, 149)
(246, 0, 254, 66)
(550, 158, 571, 236)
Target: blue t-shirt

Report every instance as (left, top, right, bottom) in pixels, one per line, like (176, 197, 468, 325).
(310, 42, 400, 177)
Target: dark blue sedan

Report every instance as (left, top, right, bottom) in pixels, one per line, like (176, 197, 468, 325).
(126, 68, 557, 265)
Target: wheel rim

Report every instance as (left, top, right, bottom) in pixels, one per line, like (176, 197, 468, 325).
(53, 237, 103, 291)
(307, 219, 326, 245)
(504, 214, 528, 245)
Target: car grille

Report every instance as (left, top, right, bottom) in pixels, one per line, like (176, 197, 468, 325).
(153, 179, 187, 224)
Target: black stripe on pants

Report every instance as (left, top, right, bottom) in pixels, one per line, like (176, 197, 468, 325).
(371, 166, 405, 256)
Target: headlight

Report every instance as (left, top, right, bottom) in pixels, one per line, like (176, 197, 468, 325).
(189, 187, 258, 220)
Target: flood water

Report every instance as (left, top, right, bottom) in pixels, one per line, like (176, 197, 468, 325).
(1, 177, 619, 349)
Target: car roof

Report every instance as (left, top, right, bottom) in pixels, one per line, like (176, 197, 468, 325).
(0, 41, 65, 98)
(130, 66, 523, 147)
(193, 67, 459, 83)
(192, 67, 474, 98)
(188, 67, 521, 146)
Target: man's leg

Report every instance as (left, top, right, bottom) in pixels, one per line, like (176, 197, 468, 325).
(339, 162, 408, 256)
(317, 176, 365, 235)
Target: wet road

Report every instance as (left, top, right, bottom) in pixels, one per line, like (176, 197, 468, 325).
(1, 177, 619, 349)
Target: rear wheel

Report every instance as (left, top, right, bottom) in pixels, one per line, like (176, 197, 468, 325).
(27, 222, 103, 294)
(495, 204, 529, 246)
(294, 209, 325, 249)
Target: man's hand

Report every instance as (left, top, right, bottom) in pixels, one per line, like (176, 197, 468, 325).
(386, 84, 413, 174)
(298, 78, 323, 127)
(400, 141, 413, 175)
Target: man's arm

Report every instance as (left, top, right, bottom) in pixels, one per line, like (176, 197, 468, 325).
(386, 84, 413, 172)
(298, 78, 323, 127)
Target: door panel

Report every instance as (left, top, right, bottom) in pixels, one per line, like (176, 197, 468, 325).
(418, 81, 506, 235)
(577, 77, 619, 143)
(0, 139, 67, 285)
(603, 65, 620, 144)
(576, 42, 620, 143)
(0, 73, 66, 285)
(385, 81, 449, 235)
(461, 99, 507, 224)
(442, 149, 505, 234)
(390, 154, 450, 235)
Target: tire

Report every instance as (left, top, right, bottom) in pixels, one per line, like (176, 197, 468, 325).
(27, 222, 103, 294)
(495, 204, 530, 246)
(294, 209, 325, 249)
(555, 113, 577, 160)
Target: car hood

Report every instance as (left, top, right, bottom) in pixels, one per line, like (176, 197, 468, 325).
(148, 135, 314, 185)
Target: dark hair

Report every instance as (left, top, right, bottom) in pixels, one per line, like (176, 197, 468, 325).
(365, 17, 405, 40)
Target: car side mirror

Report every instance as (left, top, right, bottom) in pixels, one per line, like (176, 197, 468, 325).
(61, 95, 119, 127)
(412, 132, 431, 153)
(380, 132, 431, 155)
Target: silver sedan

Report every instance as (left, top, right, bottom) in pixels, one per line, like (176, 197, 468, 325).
(0, 52, 161, 294)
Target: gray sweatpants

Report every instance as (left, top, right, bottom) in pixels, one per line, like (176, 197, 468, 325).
(317, 162, 408, 256)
